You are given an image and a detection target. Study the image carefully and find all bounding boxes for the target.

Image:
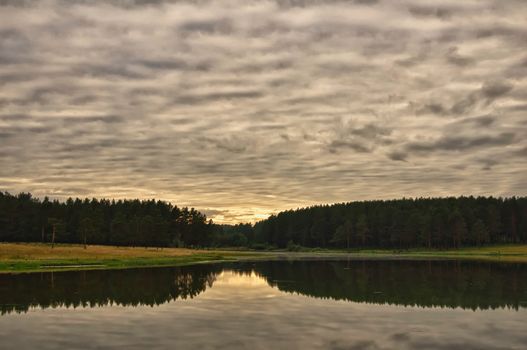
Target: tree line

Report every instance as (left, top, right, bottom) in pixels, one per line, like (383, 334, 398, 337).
(0, 192, 213, 248)
(252, 196, 527, 249)
(1, 192, 526, 249)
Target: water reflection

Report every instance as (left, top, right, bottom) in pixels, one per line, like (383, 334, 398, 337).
(240, 259, 527, 310)
(0, 264, 222, 315)
(1, 259, 526, 315)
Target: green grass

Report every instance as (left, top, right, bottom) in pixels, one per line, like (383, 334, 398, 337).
(0, 254, 238, 273)
(300, 245, 527, 263)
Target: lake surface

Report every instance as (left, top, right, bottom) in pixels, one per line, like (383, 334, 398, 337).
(1, 259, 526, 349)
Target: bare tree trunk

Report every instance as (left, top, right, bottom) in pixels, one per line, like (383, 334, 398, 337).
(84, 231, 87, 249)
(41, 226, 45, 243)
(51, 224, 56, 248)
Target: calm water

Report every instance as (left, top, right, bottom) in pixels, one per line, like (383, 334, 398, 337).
(1, 259, 526, 349)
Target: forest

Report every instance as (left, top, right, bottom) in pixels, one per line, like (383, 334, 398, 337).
(0, 192, 213, 248)
(1, 192, 526, 249)
(253, 197, 527, 249)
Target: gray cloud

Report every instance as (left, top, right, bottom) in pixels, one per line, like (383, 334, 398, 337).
(0, 0, 526, 223)
(445, 47, 474, 67)
(408, 6, 456, 20)
(481, 81, 514, 100)
(387, 151, 407, 162)
(406, 132, 516, 153)
(451, 81, 514, 115)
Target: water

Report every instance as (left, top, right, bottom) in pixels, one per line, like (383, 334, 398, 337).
(1, 259, 526, 349)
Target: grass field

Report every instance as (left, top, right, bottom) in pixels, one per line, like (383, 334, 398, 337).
(0, 243, 251, 273)
(1, 243, 527, 273)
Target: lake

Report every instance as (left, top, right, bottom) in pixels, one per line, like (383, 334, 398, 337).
(1, 259, 526, 349)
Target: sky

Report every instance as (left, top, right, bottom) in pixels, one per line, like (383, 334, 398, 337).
(0, 0, 526, 224)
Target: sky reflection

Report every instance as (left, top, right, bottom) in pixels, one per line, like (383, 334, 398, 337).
(0, 265, 526, 349)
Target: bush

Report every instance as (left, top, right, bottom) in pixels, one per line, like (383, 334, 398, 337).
(250, 243, 268, 250)
(287, 240, 302, 252)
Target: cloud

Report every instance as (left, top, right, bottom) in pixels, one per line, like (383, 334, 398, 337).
(387, 151, 407, 162)
(0, 0, 526, 223)
(406, 132, 516, 153)
(481, 81, 514, 100)
(451, 81, 514, 115)
(445, 47, 474, 67)
(408, 6, 453, 20)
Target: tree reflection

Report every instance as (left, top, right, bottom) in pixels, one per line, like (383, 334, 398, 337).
(1, 260, 526, 315)
(0, 264, 222, 315)
(236, 259, 527, 310)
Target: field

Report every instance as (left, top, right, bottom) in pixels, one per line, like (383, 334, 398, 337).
(1, 243, 527, 273)
(0, 243, 250, 273)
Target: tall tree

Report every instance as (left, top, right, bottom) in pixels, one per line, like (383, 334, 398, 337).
(331, 219, 354, 249)
(356, 214, 369, 246)
(449, 211, 467, 248)
(470, 219, 489, 246)
(79, 217, 95, 249)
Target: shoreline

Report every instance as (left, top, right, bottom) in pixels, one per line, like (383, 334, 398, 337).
(1, 243, 527, 274)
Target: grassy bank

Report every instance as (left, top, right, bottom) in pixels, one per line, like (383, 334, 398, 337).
(346, 245, 527, 263)
(0, 243, 253, 273)
(280, 245, 527, 263)
(1, 243, 527, 273)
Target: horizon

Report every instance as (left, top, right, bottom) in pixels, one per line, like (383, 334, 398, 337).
(1, 0, 526, 224)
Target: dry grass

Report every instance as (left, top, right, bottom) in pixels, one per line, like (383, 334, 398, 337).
(0, 243, 247, 273)
(0, 243, 210, 261)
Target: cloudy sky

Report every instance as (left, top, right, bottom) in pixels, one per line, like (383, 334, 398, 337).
(1, 0, 526, 223)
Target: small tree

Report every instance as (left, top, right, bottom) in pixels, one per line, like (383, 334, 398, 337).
(79, 217, 95, 249)
(47, 218, 65, 248)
